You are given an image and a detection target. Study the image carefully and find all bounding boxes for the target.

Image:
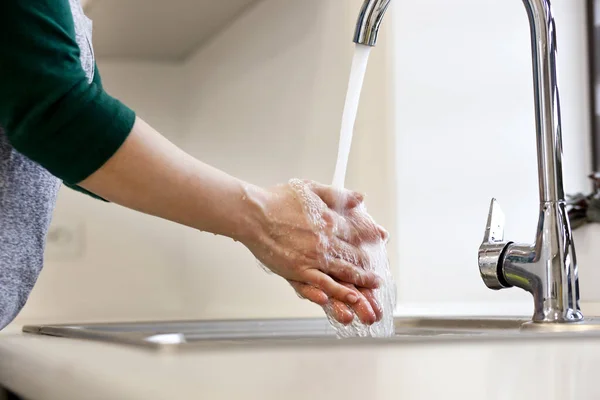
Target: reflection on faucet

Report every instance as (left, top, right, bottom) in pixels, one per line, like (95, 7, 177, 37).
(567, 172, 600, 230)
(353, 0, 391, 47)
(354, 0, 583, 324)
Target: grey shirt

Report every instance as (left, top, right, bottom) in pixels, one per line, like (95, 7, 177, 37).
(0, 0, 95, 330)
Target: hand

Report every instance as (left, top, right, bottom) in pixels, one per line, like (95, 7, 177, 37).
(242, 179, 386, 305)
(289, 281, 383, 325)
(288, 187, 390, 326)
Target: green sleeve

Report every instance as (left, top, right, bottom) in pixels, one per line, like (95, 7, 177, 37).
(63, 181, 108, 201)
(0, 0, 136, 185)
(63, 63, 109, 202)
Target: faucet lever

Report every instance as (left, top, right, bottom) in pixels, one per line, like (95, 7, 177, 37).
(478, 198, 512, 290)
(482, 198, 505, 243)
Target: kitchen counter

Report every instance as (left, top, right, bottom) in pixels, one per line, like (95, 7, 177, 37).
(2, 325, 600, 400)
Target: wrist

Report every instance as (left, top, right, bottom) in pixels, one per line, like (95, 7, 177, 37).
(228, 182, 269, 246)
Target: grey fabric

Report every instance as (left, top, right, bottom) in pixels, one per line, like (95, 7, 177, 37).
(0, 132, 61, 328)
(69, 0, 95, 83)
(0, 0, 95, 329)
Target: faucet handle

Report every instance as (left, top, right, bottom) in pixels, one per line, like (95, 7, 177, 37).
(483, 198, 505, 243)
(478, 198, 512, 290)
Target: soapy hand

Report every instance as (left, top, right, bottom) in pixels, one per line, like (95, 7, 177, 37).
(242, 179, 387, 308)
(288, 198, 390, 326)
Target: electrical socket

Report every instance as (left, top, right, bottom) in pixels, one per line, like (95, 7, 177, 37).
(45, 220, 85, 261)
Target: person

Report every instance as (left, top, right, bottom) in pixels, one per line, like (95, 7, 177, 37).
(0, 0, 389, 331)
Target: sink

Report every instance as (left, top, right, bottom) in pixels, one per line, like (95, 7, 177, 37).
(24, 316, 600, 351)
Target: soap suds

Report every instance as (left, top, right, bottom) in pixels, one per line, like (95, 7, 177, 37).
(289, 179, 397, 338)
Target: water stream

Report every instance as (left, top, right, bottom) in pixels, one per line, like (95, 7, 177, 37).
(326, 44, 396, 338)
(332, 44, 372, 189)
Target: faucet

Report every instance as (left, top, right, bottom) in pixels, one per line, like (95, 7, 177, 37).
(355, 0, 583, 324)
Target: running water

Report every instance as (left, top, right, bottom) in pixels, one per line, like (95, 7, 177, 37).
(332, 44, 371, 189)
(255, 44, 396, 338)
(327, 44, 397, 338)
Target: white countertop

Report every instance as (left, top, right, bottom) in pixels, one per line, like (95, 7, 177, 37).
(2, 327, 600, 400)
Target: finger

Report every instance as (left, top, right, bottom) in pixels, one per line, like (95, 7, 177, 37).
(331, 217, 388, 250)
(324, 257, 381, 289)
(377, 225, 390, 243)
(329, 238, 368, 268)
(306, 181, 364, 211)
(340, 283, 377, 325)
(326, 293, 379, 326)
(303, 269, 361, 304)
(359, 288, 383, 322)
(325, 300, 355, 325)
(289, 281, 328, 306)
(325, 211, 364, 247)
(345, 210, 382, 244)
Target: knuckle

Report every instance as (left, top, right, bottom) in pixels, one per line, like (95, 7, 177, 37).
(310, 230, 322, 243)
(309, 249, 323, 263)
(316, 274, 328, 288)
(339, 266, 354, 281)
(356, 272, 367, 286)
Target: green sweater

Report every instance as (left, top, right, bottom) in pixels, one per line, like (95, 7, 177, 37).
(0, 0, 136, 189)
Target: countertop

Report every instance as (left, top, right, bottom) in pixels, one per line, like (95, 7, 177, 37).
(2, 326, 600, 400)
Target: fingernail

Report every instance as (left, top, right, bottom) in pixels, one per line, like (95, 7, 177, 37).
(370, 274, 382, 288)
(378, 225, 389, 238)
(360, 311, 377, 325)
(347, 293, 359, 303)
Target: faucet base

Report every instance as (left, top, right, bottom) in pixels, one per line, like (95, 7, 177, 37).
(520, 317, 600, 333)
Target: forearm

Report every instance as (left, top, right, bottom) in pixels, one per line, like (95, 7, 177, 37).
(80, 117, 264, 241)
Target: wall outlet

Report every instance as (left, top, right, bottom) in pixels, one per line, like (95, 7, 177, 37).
(45, 221, 85, 261)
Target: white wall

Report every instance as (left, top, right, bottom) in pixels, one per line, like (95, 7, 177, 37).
(10, 0, 598, 327)
(391, 0, 594, 315)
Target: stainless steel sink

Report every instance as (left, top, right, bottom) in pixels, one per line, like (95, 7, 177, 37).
(23, 316, 600, 351)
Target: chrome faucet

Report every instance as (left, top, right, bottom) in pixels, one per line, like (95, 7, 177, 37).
(355, 0, 583, 324)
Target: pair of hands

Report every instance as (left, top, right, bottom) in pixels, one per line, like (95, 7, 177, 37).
(242, 179, 388, 325)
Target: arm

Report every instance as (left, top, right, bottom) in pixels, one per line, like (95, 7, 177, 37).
(79, 117, 262, 242)
(80, 118, 384, 324)
(0, 0, 383, 324)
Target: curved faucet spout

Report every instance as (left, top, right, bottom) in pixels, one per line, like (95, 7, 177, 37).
(524, 0, 565, 204)
(353, 0, 391, 46)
